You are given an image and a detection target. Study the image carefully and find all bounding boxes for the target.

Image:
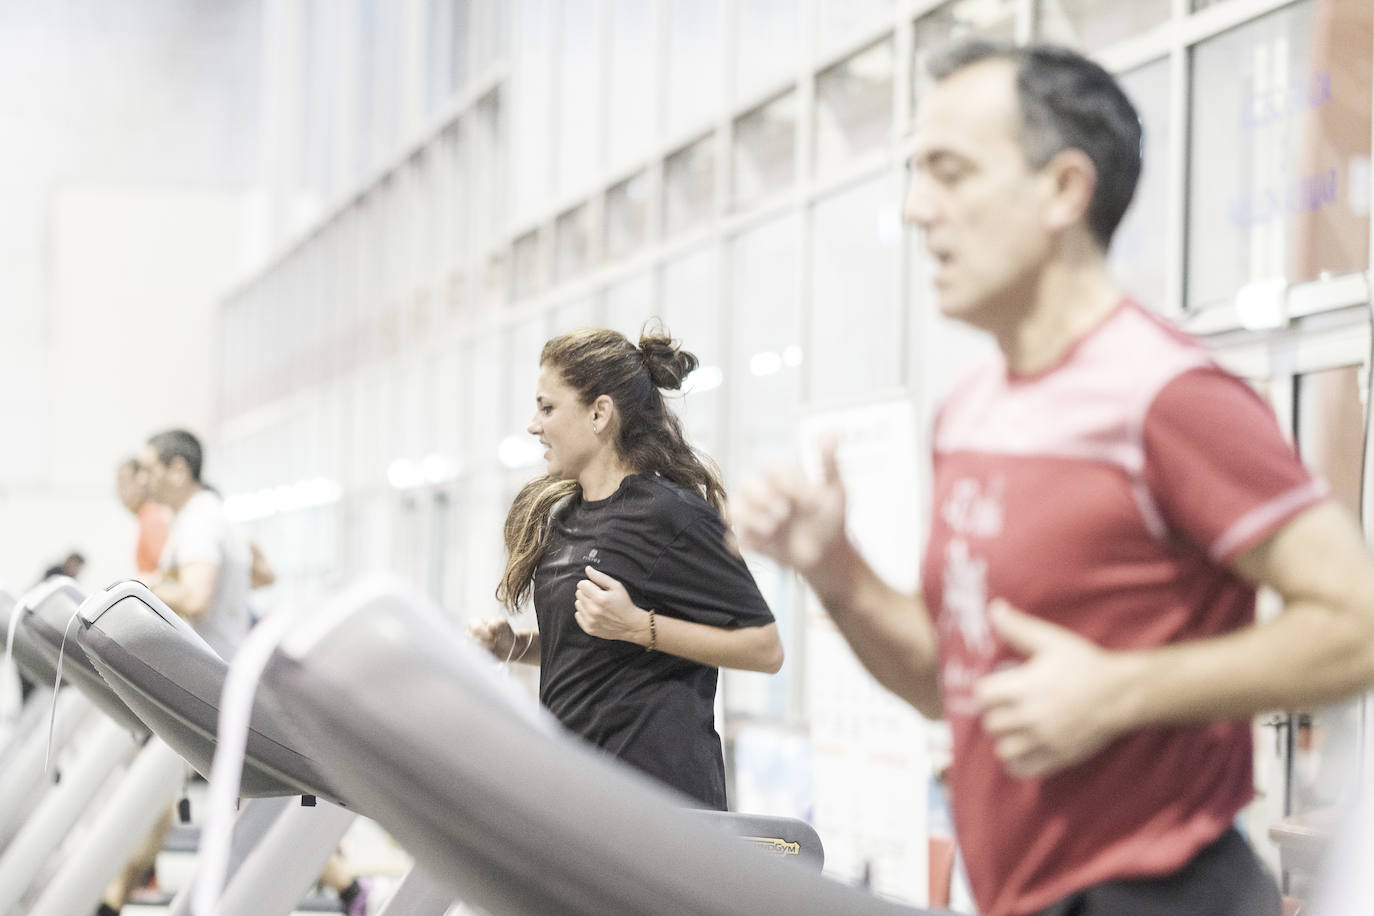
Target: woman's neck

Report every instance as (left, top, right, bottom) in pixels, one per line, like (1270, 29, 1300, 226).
(578, 455, 635, 501)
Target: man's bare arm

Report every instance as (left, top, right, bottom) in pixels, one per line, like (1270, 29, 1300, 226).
(732, 441, 942, 716)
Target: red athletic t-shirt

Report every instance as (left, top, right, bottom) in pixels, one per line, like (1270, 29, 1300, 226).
(920, 300, 1326, 916)
(136, 501, 172, 574)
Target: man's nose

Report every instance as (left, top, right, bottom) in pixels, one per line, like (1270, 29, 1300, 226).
(901, 175, 936, 229)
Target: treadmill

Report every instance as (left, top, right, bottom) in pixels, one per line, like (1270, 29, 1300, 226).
(76, 579, 343, 802)
(259, 576, 934, 916)
(71, 577, 912, 914)
(74, 580, 359, 916)
(15, 577, 149, 736)
(0, 578, 163, 916)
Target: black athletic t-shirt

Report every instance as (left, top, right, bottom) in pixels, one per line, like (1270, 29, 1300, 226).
(533, 473, 775, 810)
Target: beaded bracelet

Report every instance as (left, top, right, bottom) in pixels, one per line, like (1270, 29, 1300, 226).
(646, 609, 657, 652)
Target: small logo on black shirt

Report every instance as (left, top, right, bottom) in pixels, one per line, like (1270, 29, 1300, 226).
(584, 548, 601, 564)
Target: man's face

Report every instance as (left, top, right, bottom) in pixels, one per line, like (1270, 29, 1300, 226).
(138, 444, 173, 505)
(903, 59, 1055, 326)
(116, 464, 146, 512)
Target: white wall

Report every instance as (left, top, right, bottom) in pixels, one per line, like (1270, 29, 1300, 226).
(0, 187, 265, 593)
(0, 1, 263, 594)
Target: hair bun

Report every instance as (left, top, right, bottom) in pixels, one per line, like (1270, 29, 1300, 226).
(638, 332, 699, 391)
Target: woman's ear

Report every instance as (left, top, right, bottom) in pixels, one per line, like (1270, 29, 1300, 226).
(593, 395, 616, 431)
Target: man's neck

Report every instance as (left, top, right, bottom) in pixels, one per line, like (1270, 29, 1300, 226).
(994, 257, 1123, 376)
(167, 483, 203, 514)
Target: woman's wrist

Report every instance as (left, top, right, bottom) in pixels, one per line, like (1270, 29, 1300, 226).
(644, 609, 657, 652)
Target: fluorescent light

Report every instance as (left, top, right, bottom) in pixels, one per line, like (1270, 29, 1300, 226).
(750, 351, 782, 376)
(224, 477, 341, 521)
(422, 453, 459, 484)
(387, 458, 423, 489)
(498, 434, 544, 469)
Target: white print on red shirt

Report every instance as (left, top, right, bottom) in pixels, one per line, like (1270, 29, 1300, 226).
(938, 475, 1004, 717)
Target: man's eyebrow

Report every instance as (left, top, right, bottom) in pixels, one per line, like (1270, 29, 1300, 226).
(916, 148, 968, 169)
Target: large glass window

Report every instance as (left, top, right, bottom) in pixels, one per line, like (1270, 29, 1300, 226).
(371, 2, 402, 165)
(815, 39, 895, 176)
(667, 0, 724, 139)
(554, 203, 595, 284)
(1111, 58, 1172, 310)
(733, 91, 797, 210)
(607, 0, 657, 171)
(483, 251, 508, 311)
(664, 134, 717, 238)
(605, 272, 656, 339)
(512, 230, 544, 300)
(1281, 364, 1369, 896)
(810, 175, 903, 402)
(1188, 0, 1371, 308)
(660, 246, 723, 452)
(508, 316, 549, 427)
(557, 0, 601, 196)
(464, 339, 503, 469)
(727, 214, 802, 475)
(470, 0, 505, 76)
(303, 0, 341, 202)
(435, 345, 464, 476)
(438, 124, 470, 304)
(911, 0, 1017, 112)
(425, 0, 470, 115)
(472, 92, 505, 248)
(605, 171, 651, 261)
(1035, 0, 1170, 52)
(511, 0, 553, 222)
(394, 361, 431, 469)
(815, 0, 896, 56)
(734, 0, 800, 101)
(355, 0, 379, 178)
(550, 295, 601, 334)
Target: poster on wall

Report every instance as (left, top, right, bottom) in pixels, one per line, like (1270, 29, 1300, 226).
(797, 394, 932, 906)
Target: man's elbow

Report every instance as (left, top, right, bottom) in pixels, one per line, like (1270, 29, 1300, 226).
(178, 598, 211, 623)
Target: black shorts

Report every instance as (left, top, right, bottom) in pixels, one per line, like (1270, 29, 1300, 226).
(1033, 828, 1282, 916)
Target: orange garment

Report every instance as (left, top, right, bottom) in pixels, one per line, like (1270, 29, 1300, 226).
(136, 502, 173, 574)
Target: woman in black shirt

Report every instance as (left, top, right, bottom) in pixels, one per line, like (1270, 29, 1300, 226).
(469, 326, 783, 809)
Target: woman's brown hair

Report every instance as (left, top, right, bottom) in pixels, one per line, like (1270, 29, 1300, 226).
(496, 324, 726, 612)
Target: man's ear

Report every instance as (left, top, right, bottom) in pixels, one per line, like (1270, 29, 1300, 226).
(1041, 148, 1097, 235)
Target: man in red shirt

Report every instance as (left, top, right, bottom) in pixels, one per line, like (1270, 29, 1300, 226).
(734, 40, 1374, 916)
(116, 456, 171, 574)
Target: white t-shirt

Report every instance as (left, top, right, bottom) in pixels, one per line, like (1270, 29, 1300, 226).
(159, 488, 252, 660)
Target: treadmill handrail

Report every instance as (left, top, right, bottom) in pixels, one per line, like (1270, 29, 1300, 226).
(14, 576, 84, 619)
(78, 580, 220, 658)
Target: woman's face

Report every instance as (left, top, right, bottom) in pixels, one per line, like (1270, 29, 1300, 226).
(527, 364, 600, 481)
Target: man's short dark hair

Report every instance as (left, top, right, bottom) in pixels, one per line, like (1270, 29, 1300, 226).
(148, 428, 203, 482)
(927, 40, 1143, 249)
